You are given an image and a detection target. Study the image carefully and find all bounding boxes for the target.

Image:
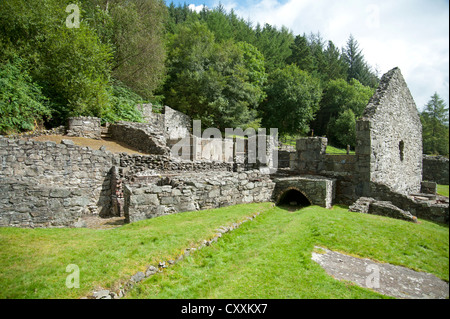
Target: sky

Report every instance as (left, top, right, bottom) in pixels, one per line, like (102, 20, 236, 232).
(165, 0, 449, 111)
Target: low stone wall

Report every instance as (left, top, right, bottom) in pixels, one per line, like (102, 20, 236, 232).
(321, 154, 358, 205)
(66, 117, 101, 139)
(0, 136, 117, 227)
(109, 121, 170, 155)
(289, 137, 358, 205)
(117, 153, 233, 182)
(369, 182, 448, 224)
(0, 177, 94, 227)
(271, 175, 336, 208)
(123, 170, 275, 223)
(423, 155, 449, 185)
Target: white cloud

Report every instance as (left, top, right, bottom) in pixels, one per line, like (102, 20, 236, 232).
(214, 0, 449, 110)
(188, 4, 207, 13)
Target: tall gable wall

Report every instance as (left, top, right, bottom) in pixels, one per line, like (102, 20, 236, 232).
(356, 67, 422, 196)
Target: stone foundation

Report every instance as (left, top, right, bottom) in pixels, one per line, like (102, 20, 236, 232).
(123, 170, 275, 223)
(66, 117, 102, 139)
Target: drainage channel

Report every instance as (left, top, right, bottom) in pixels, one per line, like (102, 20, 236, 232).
(85, 211, 262, 299)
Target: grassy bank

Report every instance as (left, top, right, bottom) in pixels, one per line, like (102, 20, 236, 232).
(0, 204, 448, 299)
(127, 205, 448, 299)
(0, 203, 272, 299)
(437, 184, 449, 197)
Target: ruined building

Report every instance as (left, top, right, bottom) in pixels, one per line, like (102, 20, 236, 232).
(0, 68, 448, 228)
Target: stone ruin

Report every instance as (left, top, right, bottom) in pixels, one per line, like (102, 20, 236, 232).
(0, 67, 448, 228)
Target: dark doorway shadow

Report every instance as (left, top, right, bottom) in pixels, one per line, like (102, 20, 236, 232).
(276, 189, 311, 211)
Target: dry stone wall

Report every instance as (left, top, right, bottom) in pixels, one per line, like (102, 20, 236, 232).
(0, 136, 116, 227)
(423, 155, 449, 185)
(66, 117, 102, 139)
(289, 137, 358, 205)
(123, 170, 275, 223)
(109, 121, 170, 155)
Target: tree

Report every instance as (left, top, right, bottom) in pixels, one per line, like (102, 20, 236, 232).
(322, 40, 347, 82)
(312, 78, 374, 138)
(327, 109, 356, 148)
(0, 0, 114, 126)
(342, 35, 379, 88)
(162, 22, 267, 130)
(421, 93, 449, 156)
(84, 0, 168, 99)
(253, 24, 294, 72)
(0, 57, 51, 134)
(286, 35, 315, 73)
(259, 64, 322, 137)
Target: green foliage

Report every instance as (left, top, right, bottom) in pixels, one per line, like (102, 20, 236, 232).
(260, 64, 322, 136)
(0, 0, 166, 131)
(163, 22, 267, 130)
(36, 24, 113, 124)
(0, 0, 114, 127)
(286, 35, 315, 73)
(421, 93, 449, 156)
(0, 57, 51, 134)
(101, 0, 167, 98)
(253, 24, 294, 73)
(327, 109, 357, 148)
(102, 81, 144, 124)
(342, 35, 379, 88)
(313, 78, 374, 136)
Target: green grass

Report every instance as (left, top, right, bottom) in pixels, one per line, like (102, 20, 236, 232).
(326, 145, 355, 155)
(0, 203, 271, 299)
(0, 203, 448, 299)
(127, 205, 448, 299)
(437, 184, 449, 197)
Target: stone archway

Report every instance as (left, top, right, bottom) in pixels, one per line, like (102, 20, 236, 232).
(276, 187, 312, 207)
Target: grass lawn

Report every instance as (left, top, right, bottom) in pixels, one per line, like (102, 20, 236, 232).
(437, 184, 449, 197)
(326, 145, 355, 155)
(127, 205, 448, 299)
(0, 203, 272, 299)
(0, 204, 448, 299)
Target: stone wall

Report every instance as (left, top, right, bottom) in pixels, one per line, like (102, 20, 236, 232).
(164, 106, 191, 141)
(271, 175, 336, 208)
(66, 117, 102, 139)
(369, 182, 448, 224)
(123, 170, 275, 223)
(0, 137, 116, 227)
(356, 67, 423, 197)
(423, 155, 449, 185)
(290, 137, 327, 174)
(109, 121, 170, 155)
(289, 137, 358, 205)
(118, 153, 233, 182)
(321, 154, 358, 205)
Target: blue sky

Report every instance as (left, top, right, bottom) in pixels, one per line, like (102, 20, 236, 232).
(165, 0, 449, 111)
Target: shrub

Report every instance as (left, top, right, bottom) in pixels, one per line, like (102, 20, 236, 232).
(0, 58, 51, 134)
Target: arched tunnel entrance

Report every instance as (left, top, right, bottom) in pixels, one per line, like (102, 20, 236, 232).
(276, 188, 312, 208)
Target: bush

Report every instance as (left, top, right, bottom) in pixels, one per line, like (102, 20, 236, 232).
(327, 108, 356, 148)
(0, 58, 51, 134)
(102, 81, 144, 124)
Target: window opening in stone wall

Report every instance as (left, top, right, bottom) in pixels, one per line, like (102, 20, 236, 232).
(399, 140, 405, 162)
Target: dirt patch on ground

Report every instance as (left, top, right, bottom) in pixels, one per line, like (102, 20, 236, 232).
(311, 246, 449, 299)
(77, 216, 126, 230)
(28, 135, 150, 155)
